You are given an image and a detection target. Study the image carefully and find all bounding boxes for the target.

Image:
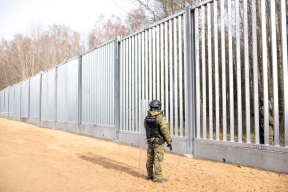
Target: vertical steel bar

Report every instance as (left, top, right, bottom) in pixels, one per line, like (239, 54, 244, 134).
(280, 0, 288, 147)
(88, 53, 91, 123)
(153, 27, 156, 100)
(104, 45, 107, 124)
(221, 0, 227, 141)
(165, 21, 169, 123)
(107, 45, 109, 125)
(94, 51, 96, 124)
(169, 19, 174, 135)
(174, 17, 178, 136)
(103, 46, 105, 124)
(114, 37, 120, 137)
(94, 50, 97, 124)
(138, 34, 142, 132)
(149, 29, 152, 101)
(120, 42, 123, 131)
(207, 3, 213, 140)
(228, 0, 234, 142)
(142, 32, 145, 132)
(135, 35, 138, 132)
(161, 23, 164, 112)
(244, 0, 251, 143)
(146, 31, 148, 102)
(252, 0, 259, 144)
(202, 6, 206, 139)
(109, 44, 111, 125)
(132, 36, 135, 131)
(179, 15, 183, 137)
(126, 40, 129, 131)
(261, 4, 269, 144)
(157, 25, 160, 101)
(214, 1, 220, 140)
(191, 7, 196, 154)
(95, 49, 99, 124)
(113, 41, 115, 125)
(270, 0, 279, 145)
(184, 13, 187, 137)
(78, 55, 82, 133)
(103, 46, 106, 124)
(236, 0, 242, 142)
(107, 44, 110, 124)
(129, 38, 132, 131)
(99, 48, 102, 124)
(107, 45, 109, 124)
(102, 46, 105, 125)
(195, 8, 200, 138)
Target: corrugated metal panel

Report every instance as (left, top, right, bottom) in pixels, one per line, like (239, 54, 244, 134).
(82, 41, 115, 125)
(29, 73, 41, 118)
(57, 58, 78, 123)
(9, 86, 15, 117)
(14, 83, 21, 117)
(21, 78, 30, 118)
(41, 69, 56, 121)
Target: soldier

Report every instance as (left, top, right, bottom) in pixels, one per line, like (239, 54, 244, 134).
(259, 100, 274, 145)
(144, 100, 172, 183)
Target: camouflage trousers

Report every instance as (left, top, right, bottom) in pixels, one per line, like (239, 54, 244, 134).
(146, 142, 165, 180)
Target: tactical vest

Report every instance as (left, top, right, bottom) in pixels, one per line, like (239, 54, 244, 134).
(145, 114, 163, 139)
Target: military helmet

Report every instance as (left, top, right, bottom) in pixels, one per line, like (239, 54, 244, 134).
(149, 100, 162, 110)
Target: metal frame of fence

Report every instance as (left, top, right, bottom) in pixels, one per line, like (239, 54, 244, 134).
(0, 0, 287, 173)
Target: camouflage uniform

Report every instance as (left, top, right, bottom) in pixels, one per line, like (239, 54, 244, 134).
(144, 110, 172, 181)
(259, 107, 274, 145)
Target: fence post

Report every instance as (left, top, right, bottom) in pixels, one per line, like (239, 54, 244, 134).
(7, 86, 10, 119)
(78, 55, 82, 134)
(20, 81, 22, 121)
(184, 7, 194, 156)
(39, 72, 43, 126)
(114, 36, 121, 141)
(54, 67, 57, 129)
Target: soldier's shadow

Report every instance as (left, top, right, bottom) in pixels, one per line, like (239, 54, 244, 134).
(77, 153, 145, 179)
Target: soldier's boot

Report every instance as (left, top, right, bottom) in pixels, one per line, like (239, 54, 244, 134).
(154, 178, 168, 183)
(147, 176, 154, 180)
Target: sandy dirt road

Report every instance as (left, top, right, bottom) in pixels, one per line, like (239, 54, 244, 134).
(0, 118, 287, 192)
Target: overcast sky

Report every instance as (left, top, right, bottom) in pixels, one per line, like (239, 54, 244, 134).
(0, 0, 133, 41)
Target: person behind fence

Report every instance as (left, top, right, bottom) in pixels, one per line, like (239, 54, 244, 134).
(259, 99, 274, 145)
(144, 100, 172, 183)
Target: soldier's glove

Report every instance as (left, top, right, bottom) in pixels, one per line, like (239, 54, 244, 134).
(167, 144, 172, 151)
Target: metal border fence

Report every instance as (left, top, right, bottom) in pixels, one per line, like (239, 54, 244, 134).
(119, 10, 186, 137)
(0, 0, 287, 173)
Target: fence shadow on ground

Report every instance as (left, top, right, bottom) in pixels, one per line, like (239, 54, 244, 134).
(77, 153, 144, 179)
